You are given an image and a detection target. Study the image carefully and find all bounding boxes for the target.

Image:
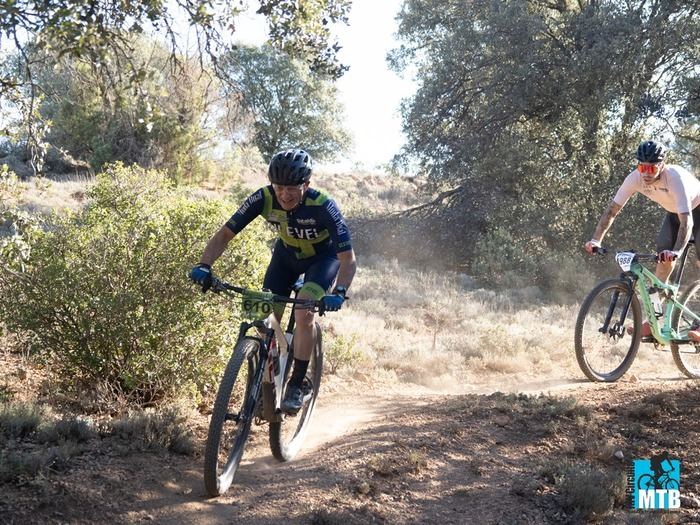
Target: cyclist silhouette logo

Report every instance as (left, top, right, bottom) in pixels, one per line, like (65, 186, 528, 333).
(648, 451, 677, 490)
(630, 451, 681, 510)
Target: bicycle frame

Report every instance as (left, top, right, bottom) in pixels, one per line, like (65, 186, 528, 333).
(619, 254, 700, 345)
(232, 312, 292, 423)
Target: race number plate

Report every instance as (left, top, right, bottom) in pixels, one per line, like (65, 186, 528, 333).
(615, 252, 636, 272)
(241, 290, 275, 320)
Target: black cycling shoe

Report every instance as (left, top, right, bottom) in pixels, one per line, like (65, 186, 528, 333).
(281, 381, 313, 415)
(281, 384, 305, 414)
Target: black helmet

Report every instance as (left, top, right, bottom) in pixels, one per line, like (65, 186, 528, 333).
(636, 140, 668, 163)
(268, 148, 313, 185)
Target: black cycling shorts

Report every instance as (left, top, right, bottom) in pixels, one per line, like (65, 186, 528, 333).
(263, 239, 340, 300)
(657, 205, 700, 259)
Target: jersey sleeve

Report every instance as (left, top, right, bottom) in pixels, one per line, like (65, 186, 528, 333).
(225, 188, 265, 234)
(612, 171, 640, 208)
(319, 199, 353, 253)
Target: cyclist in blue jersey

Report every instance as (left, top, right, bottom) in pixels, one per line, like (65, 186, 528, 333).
(190, 148, 357, 413)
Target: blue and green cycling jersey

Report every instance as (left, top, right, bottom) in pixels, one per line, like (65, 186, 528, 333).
(226, 186, 353, 259)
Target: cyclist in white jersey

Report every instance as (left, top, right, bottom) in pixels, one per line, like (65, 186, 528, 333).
(584, 140, 700, 339)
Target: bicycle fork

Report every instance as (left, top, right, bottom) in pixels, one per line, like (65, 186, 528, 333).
(600, 279, 635, 339)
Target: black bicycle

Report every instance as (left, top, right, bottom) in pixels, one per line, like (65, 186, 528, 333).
(202, 277, 326, 497)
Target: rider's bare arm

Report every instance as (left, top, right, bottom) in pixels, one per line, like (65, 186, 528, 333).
(592, 200, 623, 241)
(335, 248, 357, 290)
(672, 212, 692, 254)
(199, 226, 236, 266)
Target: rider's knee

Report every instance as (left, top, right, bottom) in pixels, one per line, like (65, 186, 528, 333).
(294, 307, 314, 328)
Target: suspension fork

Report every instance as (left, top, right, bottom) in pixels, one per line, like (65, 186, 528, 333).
(600, 276, 636, 335)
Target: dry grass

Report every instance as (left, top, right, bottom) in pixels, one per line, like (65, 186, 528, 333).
(8, 175, 91, 214)
(325, 254, 687, 392)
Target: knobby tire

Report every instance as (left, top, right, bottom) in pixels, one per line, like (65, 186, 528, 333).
(575, 278, 641, 382)
(269, 322, 323, 462)
(671, 279, 700, 379)
(203, 338, 260, 497)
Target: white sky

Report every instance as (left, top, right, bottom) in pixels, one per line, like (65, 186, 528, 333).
(233, 0, 416, 171)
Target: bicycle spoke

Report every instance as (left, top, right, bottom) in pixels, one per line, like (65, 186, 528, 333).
(575, 279, 640, 382)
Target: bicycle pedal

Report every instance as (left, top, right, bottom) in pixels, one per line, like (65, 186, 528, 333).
(281, 407, 300, 417)
(641, 336, 656, 344)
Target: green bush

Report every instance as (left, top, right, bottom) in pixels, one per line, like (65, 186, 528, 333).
(471, 227, 540, 289)
(324, 334, 363, 374)
(471, 226, 596, 301)
(0, 163, 272, 405)
(1, 165, 42, 270)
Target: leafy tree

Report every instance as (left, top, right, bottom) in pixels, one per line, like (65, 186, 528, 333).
(0, 0, 351, 169)
(390, 0, 700, 281)
(22, 36, 218, 180)
(0, 0, 350, 82)
(222, 44, 351, 160)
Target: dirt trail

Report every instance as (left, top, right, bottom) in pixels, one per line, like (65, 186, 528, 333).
(123, 379, 600, 525)
(4, 357, 697, 525)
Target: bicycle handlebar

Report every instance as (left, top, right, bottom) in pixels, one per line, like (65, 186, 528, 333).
(209, 276, 328, 314)
(592, 247, 672, 263)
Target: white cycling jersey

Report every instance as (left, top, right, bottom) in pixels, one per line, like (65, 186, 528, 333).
(613, 164, 700, 214)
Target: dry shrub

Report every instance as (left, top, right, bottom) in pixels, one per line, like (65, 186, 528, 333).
(368, 446, 427, 478)
(108, 404, 196, 455)
(0, 442, 82, 483)
(555, 462, 625, 519)
(0, 402, 44, 440)
(39, 417, 95, 444)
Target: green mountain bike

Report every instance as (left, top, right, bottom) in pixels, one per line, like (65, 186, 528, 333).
(202, 277, 326, 497)
(575, 244, 700, 382)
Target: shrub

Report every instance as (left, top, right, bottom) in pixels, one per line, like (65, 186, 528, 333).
(471, 227, 540, 289)
(0, 163, 272, 405)
(1, 165, 43, 270)
(471, 226, 595, 301)
(39, 418, 95, 444)
(0, 443, 81, 483)
(0, 402, 44, 440)
(324, 333, 363, 374)
(555, 462, 624, 519)
(109, 405, 195, 455)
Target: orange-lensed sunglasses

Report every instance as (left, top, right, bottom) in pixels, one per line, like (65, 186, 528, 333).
(638, 163, 662, 175)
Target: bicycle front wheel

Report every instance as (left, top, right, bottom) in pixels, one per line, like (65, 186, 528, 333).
(203, 337, 260, 497)
(269, 322, 323, 462)
(575, 278, 641, 382)
(671, 279, 700, 379)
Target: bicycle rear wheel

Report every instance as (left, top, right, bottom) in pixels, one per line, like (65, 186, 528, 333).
(671, 279, 700, 379)
(269, 322, 323, 461)
(203, 338, 260, 497)
(575, 278, 641, 382)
